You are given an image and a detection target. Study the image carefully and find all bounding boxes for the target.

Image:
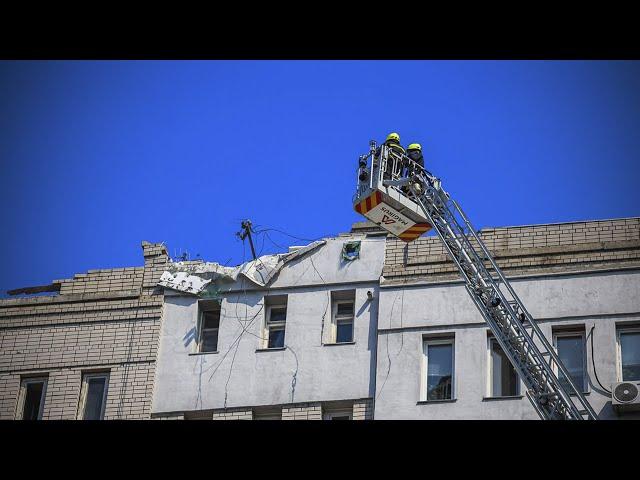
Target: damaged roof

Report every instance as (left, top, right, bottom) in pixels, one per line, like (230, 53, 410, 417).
(158, 240, 327, 295)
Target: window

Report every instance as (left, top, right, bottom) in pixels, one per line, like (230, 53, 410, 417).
(17, 377, 48, 420)
(330, 290, 356, 344)
(423, 338, 454, 401)
(198, 300, 221, 353)
(323, 410, 352, 420)
(78, 372, 109, 420)
(264, 295, 288, 349)
(184, 411, 213, 420)
(333, 302, 355, 343)
(200, 311, 220, 352)
(617, 327, 640, 381)
(554, 330, 587, 393)
(253, 407, 282, 420)
(488, 337, 520, 397)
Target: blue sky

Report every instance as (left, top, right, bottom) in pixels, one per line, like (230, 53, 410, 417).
(1, 60, 639, 294)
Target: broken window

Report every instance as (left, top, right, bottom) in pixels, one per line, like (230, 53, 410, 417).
(341, 241, 361, 261)
(17, 377, 48, 420)
(264, 295, 288, 349)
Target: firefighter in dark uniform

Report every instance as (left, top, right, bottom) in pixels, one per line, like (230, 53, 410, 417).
(406, 143, 426, 194)
(374, 132, 406, 180)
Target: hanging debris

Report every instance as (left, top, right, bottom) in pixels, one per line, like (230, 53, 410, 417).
(158, 240, 326, 294)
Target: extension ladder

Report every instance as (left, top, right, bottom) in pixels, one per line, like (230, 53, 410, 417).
(354, 141, 598, 420)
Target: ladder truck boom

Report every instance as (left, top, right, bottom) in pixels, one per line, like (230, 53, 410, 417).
(354, 140, 598, 420)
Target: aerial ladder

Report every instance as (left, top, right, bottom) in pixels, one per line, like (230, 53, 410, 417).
(354, 140, 598, 420)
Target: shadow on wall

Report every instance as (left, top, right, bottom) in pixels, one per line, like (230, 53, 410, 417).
(183, 327, 197, 347)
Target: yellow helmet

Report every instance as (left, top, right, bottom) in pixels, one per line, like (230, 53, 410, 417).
(386, 132, 400, 143)
(407, 143, 422, 151)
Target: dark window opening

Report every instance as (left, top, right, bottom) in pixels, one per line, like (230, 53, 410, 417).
(336, 321, 354, 343)
(83, 377, 107, 420)
(490, 338, 520, 397)
(22, 381, 46, 420)
(426, 342, 454, 401)
(268, 328, 285, 349)
(200, 310, 221, 352)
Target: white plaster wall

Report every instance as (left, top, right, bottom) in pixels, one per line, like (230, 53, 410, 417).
(374, 270, 640, 419)
(152, 236, 385, 414)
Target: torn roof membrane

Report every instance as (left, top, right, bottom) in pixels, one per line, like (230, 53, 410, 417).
(158, 240, 326, 295)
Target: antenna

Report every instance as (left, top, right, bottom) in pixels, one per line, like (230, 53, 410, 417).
(236, 219, 257, 261)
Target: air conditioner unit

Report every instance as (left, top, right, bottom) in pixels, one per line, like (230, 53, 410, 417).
(611, 381, 640, 413)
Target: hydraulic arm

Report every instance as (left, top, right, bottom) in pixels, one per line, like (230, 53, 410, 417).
(354, 141, 598, 420)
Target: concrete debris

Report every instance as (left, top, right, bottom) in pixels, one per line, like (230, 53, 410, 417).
(158, 271, 212, 295)
(158, 240, 326, 294)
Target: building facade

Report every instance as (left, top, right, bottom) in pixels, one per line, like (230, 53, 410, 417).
(151, 231, 386, 420)
(376, 217, 640, 419)
(0, 241, 168, 420)
(1, 218, 639, 420)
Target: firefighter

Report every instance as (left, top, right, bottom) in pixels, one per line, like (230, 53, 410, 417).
(406, 142, 426, 194)
(384, 132, 406, 156)
(406, 143, 424, 171)
(375, 132, 406, 180)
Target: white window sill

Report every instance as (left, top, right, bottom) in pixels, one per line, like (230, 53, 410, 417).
(482, 395, 524, 402)
(255, 347, 286, 352)
(417, 399, 457, 405)
(189, 351, 219, 356)
(323, 341, 356, 347)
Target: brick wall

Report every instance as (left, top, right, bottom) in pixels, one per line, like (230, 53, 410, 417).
(383, 218, 640, 282)
(0, 241, 168, 420)
(155, 398, 374, 421)
(211, 407, 253, 420)
(353, 399, 374, 420)
(282, 402, 323, 420)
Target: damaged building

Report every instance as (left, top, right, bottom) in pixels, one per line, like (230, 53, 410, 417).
(1, 217, 639, 420)
(151, 228, 385, 420)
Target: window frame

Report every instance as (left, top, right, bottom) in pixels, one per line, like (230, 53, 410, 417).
(487, 336, 521, 398)
(421, 337, 455, 402)
(15, 376, 48, 420)
(331, 299, 355, 344)
(77, 372, 110, 420)
(323, 409, 353, 420)
(253, 408, 283, 420)
(553, 330, 588, 394)
(264, 304, 287, 349)
(616, 326, 640, 382)
(198, 309, 221, 353)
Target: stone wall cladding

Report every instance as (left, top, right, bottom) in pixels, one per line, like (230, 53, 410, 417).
(0, 241, 168, 420)
(383, 218, 640, 282)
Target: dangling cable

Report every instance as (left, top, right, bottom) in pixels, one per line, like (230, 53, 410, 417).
(589, 325, 612, 395)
